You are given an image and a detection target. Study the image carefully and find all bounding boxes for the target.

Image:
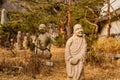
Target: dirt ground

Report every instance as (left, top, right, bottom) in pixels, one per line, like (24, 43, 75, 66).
(0, 46, 120, 80)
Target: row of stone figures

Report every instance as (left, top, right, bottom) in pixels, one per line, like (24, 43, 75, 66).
(10, 24, 58, 60)
(12, 31, 30, 50)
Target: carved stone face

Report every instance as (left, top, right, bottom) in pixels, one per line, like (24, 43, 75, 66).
(24, 36, 27, 40)
(39, 24, 46, 30)
(74, 24, 84, 37)
(10, 39, 13, 42)
(39, 24, 46, 34)
(18, 31, 21, 34)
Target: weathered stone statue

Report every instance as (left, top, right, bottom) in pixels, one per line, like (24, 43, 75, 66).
(23, 33, 30, 50)
(10, 38, 14, 49)
(1, 9, 8, 25)
(35, 24, 52, 60)
(15, 31, 22, 50)
(65, 24, 87, 80)
(23, 36, 28, 50)
(31, 35, 37, 44)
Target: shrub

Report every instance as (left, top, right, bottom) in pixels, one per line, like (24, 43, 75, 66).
(86, 37, 120, 65)
(86, 49, 115, 66)
(92, 37, 120, 54)
(53, 34, 66, 47)
(0, 49, 50, 78)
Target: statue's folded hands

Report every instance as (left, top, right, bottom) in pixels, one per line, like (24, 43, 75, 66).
(69, 57, 79, 65)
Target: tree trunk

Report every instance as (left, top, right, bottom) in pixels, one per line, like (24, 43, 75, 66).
(59, 20, 67, 40)
(67, 0, 72, 37)
(107, 0, 111, 37)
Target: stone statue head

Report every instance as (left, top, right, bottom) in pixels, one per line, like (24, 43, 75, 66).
(2, 9, 6, 12)
(73, 24, 84, 37)
(39, 24, 46, 30)
(18, 31, 21, 35)
(10, 38, 13, 42)
(39, 24, 47, 34)
(24, 36, 27, 40)
(26, 33, 30, 37)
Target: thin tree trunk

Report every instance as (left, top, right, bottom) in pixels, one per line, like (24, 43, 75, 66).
(67, 0, 72, 37)
(107, 0, 111, 37)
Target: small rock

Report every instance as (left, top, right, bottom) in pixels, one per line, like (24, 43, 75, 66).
(45, 61, 54, 67)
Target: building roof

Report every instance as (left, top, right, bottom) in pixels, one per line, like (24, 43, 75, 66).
(99, 8, 120, 22)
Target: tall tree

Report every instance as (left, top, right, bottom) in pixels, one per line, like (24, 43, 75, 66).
(107, 0, 111, 37)
(67, 0, 72, 37)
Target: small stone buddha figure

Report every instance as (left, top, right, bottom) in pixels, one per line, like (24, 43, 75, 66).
(23, 36, 28, 50)
(65, 24, 87, 80)
(16, 31, 22, 50)
(35, 24, 52, 60)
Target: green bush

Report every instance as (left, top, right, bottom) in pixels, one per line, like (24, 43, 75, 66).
(53, 34, 66, 47)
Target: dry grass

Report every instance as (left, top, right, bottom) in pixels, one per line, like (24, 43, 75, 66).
(0, 46, 119, 80)
(93, 37, 120, 54)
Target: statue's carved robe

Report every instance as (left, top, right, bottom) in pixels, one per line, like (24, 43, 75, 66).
(65, 35, 87, 80)
(23, 36, 28, 50)
(15, 32, 22, 50)
(35, 33, 51, 59)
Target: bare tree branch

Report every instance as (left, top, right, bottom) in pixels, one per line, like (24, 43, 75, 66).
(85, 6, 99, 34)
(53, 7, 59, 14)
(85, 6, 98, 18)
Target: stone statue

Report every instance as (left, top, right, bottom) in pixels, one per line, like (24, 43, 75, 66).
(23, 33, 30, 50)
(30, 35, 37, 44)
(65, 24, 87, 80)
(15, 31, 22, 50)
(35, 24, 52, 60)
(10, 38, 14, 49)
(1, 9, 8, 25)
(23, 36, 28, 50)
